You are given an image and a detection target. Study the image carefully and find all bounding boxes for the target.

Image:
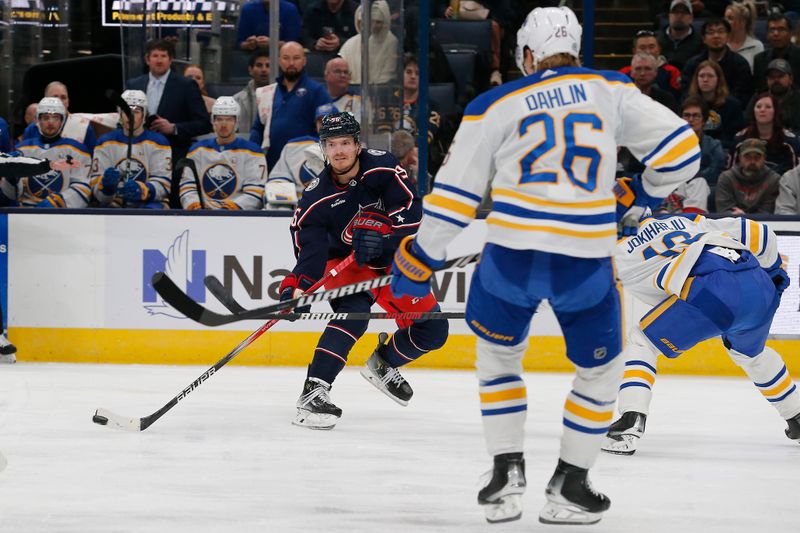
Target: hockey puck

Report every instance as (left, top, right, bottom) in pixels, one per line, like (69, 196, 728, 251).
(92, 412, 108, 425)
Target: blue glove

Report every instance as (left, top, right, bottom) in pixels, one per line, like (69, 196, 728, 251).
(391, 236, 444, 298)
(351, 208, 394, 266)
(35, 193, 65, 208)
(279, 273, 311, 320)
(120, 179, 155, 202)
(765, 264, 790, 297)
(101, 167, 120, 194)
(614, 175, 662, 237)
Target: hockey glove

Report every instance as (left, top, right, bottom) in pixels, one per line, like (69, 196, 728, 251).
(765, 264, 790, 297)
(614, 175, 661, 237)
(120, 179, 155, 203)
(212, 199, 241, 210)
(279, 273, 312, 320)
(35, 193, 66, 208)
(100, 167, 120, 194)
(351, 208, 394, 266)
(391, 236, 444, 298)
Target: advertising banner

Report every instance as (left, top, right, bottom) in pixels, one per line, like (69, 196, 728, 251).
(101, 0, 237, 28)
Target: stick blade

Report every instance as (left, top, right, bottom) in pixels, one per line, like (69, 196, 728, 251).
(151, 272, 233, 326)
(92, 408, 142, 432)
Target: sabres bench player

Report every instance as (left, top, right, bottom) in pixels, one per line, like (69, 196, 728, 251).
(602, 212, 800, 456)
(91, 90, 172, 208)
(390, 6, 701, 526)
(281, 112, 448, 430)
(179, 97, 266, 210)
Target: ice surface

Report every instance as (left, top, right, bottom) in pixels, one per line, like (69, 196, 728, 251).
(1, 363, 798, 532)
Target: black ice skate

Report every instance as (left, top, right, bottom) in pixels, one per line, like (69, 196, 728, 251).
(360, 332, 413, 406)
(293, 377, 342, 430)
(786, 412, 800, 442)
(539, 460, 611, 525)
(601, 411, 647, 456)
(477, 452, 526, 523)
(0, 333, 17, 364)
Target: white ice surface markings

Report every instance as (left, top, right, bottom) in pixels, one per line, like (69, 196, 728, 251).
(0, 363, 798, 532)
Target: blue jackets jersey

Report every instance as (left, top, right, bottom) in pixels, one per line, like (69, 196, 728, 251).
(236, 0, 302, 48)
(249, 73, 331, 169)
(289, 149, 421, 288)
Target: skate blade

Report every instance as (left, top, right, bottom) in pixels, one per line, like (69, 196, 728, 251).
(0, 354, 17, 364)
(482, 494, 522, 523)
(538, 501, 603, 525)
(292, 409, 338, 430)
(601, 434, 638, 455)
(359, 368, 410, 407)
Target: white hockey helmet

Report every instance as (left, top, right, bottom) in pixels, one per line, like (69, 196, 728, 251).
(516, 6, 582, 74)
(212, 96, 240, 121)
(37, 96, 66, 119)
(121, 89, 148, 115)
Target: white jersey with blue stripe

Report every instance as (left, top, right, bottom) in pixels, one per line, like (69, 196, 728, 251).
(415, 66, 701, 259)
(615, 214, 781, 306)
(265, 135, 324, 209)
(9, 137, 91, 207)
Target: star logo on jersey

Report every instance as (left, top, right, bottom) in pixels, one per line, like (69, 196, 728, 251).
(115, 157, 146, 183)
(26, 169, 64, 199)
(396, 215, 405, 223)
(203, 163, 237, 199)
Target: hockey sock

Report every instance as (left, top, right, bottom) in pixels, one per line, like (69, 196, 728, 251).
(380, 319, 448, 368)
(560, 357, 624, 469)
(308, 321, 365, 384)
(729, 346, 800, 420)
(617, 329, 660, 416)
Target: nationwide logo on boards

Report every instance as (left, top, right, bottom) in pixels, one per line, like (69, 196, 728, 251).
(142, 230, 206, 319)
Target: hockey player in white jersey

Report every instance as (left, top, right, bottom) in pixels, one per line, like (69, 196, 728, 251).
(602, 212, 800, 455)
(0, 98, 91, 208)
(180, 97, 265, 210)
(263, 104, 333, 210)
(90, 90, 172, 208)
(390, 6, 701, 526)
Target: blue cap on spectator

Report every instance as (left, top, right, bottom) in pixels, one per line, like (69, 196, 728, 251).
(315, 103, 339, 121)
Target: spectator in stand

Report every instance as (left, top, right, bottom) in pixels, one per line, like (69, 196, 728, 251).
(441, 0, 513, 87)
(724, 1, 763, 71)
(629, 53, 679, 114)
(682, 18, 754, 105)
(732, 92, 800, 176)
(716, 138, 781, 214)
(339, 0, 398, 84)
(250, 41, 331, 169)
(183, 64, 216, 114)
(21, 81, 96, 154)
(682, 96, 726, 185)
(324, 56, 361, 122)
(301, 0, 357, 53)
(237, 0, 302, 51)
(657, 0, 704, 71)
(776, 165, 800, 214)
(233, 51, 271, 137)
(620, 30, 681, 99)
(687, 60, 745, 149)
(746, 59, 800, 134)
(753, 14, 800, 92)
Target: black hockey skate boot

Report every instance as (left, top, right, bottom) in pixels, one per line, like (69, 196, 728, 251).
(360, 332, 413, 406)
(786, 412, 800, 442)
(0, 333, 17, 364)
(293, 377, 342, 430)
(539, 460, 611, 525)
(477, 452, 526, 523)
(601, 411, 647, 456)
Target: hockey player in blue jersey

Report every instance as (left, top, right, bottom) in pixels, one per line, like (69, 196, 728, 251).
(390, 6, 701, 526)
(602, 212, 800, 456)
(91, 90, 173, 208)
(282, 112, 449, 430)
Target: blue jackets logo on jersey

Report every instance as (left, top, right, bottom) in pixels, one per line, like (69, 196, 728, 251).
(25, 170, 63, 199)
(142, 230, 207, 318)
(203, 164, 238, 199)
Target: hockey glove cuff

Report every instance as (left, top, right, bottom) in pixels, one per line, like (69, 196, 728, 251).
(391, 236, 444, 298)
(101, 167, 121, 194)
(215, 199, 241, 211)
(35, 193, 66, 208)
(279, 273, 314, 319)
(120, 180, 155, 202)
(352, 208, 394, 266)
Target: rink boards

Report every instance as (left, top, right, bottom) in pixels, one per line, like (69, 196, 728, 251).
(2, 211, 799, 375)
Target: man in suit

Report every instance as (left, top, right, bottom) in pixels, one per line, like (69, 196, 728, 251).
(126, 39, 211, 206)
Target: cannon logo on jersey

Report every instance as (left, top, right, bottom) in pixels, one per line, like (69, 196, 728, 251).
(142, 229, 207, 319)
(203, 163, 237, 199)
(115, 157, 146, 183)
(25, 170, 63, 199)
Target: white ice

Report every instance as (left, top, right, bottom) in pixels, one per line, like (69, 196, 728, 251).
(1, 362, 799, 532)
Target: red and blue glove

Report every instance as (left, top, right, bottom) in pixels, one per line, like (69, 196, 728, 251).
(35, 193, 66, 208)
(351, 208, 393, 266)
(120, 179, 156, 203)
(279, 273, 313, 320)
(391, 236, 444, 298)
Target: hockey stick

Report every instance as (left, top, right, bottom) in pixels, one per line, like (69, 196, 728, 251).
(175, 157, 204, 208)
(105, 90, 134, 182)
(203, 275, 462, 321)
(154, 252, 480, 327)
(91, 254, 357, 432)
